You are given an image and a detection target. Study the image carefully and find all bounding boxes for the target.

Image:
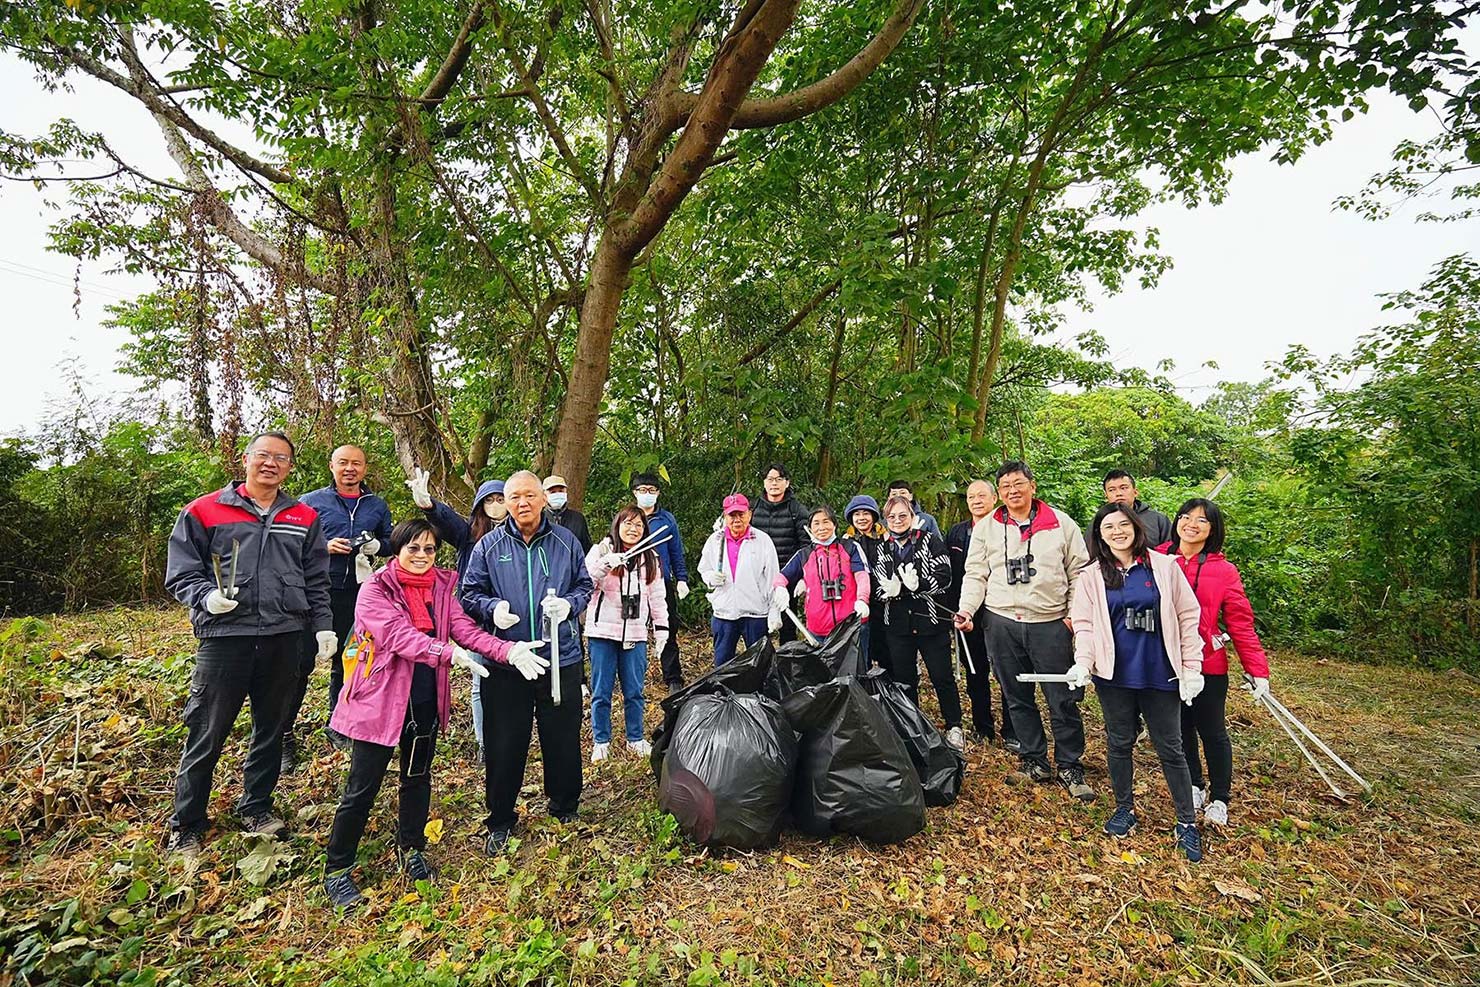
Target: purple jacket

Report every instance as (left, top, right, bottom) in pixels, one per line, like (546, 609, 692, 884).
(329, 565, 512, 747)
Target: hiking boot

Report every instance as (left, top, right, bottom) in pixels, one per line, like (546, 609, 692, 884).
(1058, 766, 1096, 802)
(243, 812, 286, 837)
(629, 739, 653, 757)
(1174, 822, 1203, 863)
(1203, 800, 1229, 826)
(945, 727, 965, 751)
(167, 828, 203, 859)
(1102, 806, 1138, 838)
(1006, 760, 1053, 785)
(591, 742, 610, 763)
(325, 727, 352, 753)
(553, 810, 579, 825)
(398, 848, 437, 882)
(280, 733, 299, 776)
(324, 869, 367, 908)
(484, 827, 514, 855)
(1191, 786, 1206, 812)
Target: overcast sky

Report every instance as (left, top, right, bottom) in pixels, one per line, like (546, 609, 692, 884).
(0, 54, 1473, 436)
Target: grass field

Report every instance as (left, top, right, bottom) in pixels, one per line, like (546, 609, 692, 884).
(2, 607, 1477, 986)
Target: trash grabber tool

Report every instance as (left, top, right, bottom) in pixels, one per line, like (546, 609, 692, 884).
(621, 533, 673, 562)
(955, 625, 977, 676)
(1248, 674, 1371, 793)
(211, 554, 225, 594)
(226, 539, 240, 595)
(782, 607, 820, 646)
(1015, 672, 1076, 684)
(1255, 691, 1347, 799)
(545, 589, 562, 706)
(621, 526, 671, 558)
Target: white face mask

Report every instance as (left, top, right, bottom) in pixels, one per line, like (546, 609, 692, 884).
(482, 499, 508, 521)
(547, 492, 568, 510)
(635, 492, 659, 510)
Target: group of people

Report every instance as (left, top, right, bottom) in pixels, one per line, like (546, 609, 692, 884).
(162, 433, 1270, 908)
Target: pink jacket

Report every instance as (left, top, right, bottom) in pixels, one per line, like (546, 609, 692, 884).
(584, 547, 669, 648)
(329, 566, 511, 747)
(1069, 551, 1203, 686)
(1157, 545, 1270, 678)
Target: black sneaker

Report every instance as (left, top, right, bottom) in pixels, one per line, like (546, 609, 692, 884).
(280, 733, 299, 776)
(243, 812, 287, 837)
(324, 869, 367, 908)
(1058, 766, 1096, 802)
(1001, 737, 1023, 755)
(167, 828, 203, 859)
(325, 727, 353, 753)
(552, 810, 579, 825)
(484, 827, 513, 855)
(1174, 822, 1204, 863)
(398, 848, 437, 882)
(1006, 760, 1053, 785)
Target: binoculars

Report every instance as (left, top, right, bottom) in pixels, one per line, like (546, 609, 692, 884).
(350, 529, 377, 550)
(1124, 606, 1157, 633)
(1005, 554, 1036, 586)
(819, 577, 844, 602)
(620, 593, 641, 620)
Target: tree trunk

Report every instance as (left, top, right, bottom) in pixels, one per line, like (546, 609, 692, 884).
(816, 307, 847, 487)
(1469, 536, 1477, 634)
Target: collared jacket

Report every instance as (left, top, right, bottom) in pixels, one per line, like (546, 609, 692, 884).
(459, 515, 594, 668)
(641, 507, 689, 583)
(1128, 500, 1173, 548)
(779, 539, 870, 637)
(301, 484, 393, 590)
(165, 482, 332, 639)
(874, 528, 952, 633)
(946, 517, 984, 614)
(750, 490, 810, 567)
(330, 565, 512, 747)
(1156, 544, 1270, 678)
(698, 525, 780, 620)
(1069, 551, 1203, 687)
(957, 500, 1089, 624)
(584, 547, 670, 648)
(548, 506, 592, 554)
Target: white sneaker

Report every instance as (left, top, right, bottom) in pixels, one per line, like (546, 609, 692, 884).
(945, 726, 965, 751)
(591, 742, 609, 763)
(629, 739, 652, 757)
(1191, 786, 1206, 812)
(1204, 799, 1229, 826)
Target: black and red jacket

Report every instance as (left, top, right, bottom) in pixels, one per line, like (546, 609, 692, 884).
(165, 482, 332, 639)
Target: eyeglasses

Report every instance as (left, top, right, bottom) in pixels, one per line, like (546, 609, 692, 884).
(1179, 516, 1210, 527)
(634, 486, 659, 494)
(247, 451, 293, 464)
(999, 481, 1031, 492)
(885, 513, 912, 522)
(403, 545, 438, 555)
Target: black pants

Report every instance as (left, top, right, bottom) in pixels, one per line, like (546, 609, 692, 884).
(867, 602, 890, 670)
(959, 614, 1014, 741)
(325, 699, 438, 872)
(884, 622, 962, 728)
(1181, 673, 1232, 803)
(481, 661, 584, 831)
(283, 586, 357, 739)
(659, 578, 685, 686)
(989, 617, 1084, 769)
(1096, 681, 1196, 824)
(170, 632, 300, 834)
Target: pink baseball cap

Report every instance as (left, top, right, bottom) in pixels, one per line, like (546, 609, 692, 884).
(722, 493, 750, 515)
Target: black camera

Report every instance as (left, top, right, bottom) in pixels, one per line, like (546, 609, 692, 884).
(1124, 606, 1157, 633)
(350, 529, 377, 550)
(620, 593, 641, 620)
(1005, 554, 1036, 585)
(820, 576, 844, 602)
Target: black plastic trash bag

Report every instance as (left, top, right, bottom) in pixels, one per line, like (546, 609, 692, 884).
(858, 668, 965, 807)
(771, 614, 866, 697)
(781, 677, 926, 844)
(649, 635, 776, 780)
(657, 691, 798, 850)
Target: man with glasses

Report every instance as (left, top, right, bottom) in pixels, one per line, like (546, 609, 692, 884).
(953, 460, 1093, 800)
(288, 445, 394, 763)
(163, 432, 333, 856)
(630, 471, 691, 690)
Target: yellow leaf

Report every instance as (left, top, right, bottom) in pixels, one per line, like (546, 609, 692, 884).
(782, 855, 810, 870)
(424, 818, 444, 845)
(102, 713, 121, 730)
(720, 861, 739, 873)
(1118, 850, 1146, 865)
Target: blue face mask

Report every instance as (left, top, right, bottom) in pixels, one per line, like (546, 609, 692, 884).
(635, 492, 659, 510)
(812, 533, 836, 546)
(547, 492, 568, 510)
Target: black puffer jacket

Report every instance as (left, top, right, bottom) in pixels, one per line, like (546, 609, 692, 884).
(751, 490, 810, 569)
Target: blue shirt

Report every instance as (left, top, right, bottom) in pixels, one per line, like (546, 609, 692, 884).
(1103, 561, 1175, 691)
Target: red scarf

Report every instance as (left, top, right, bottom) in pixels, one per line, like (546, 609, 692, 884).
(391, 559, 437, 632)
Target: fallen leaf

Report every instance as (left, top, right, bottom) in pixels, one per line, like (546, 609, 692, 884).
(425, 817, 444, 845)
(782, 854, 811, 870)
(1214, 880, 1262, 903)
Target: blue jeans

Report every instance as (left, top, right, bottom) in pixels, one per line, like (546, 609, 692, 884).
(711, 616, 768, 667)
(589, 638, 648, 744)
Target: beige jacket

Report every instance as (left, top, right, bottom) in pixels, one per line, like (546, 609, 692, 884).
(1068, 552, 1203, 686)
(957, 501, 1089, 623)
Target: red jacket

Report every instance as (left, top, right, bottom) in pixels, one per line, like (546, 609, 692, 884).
(1156, 543, 1269, 678)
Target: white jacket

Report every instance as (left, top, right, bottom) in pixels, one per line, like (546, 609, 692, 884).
(698, 526, 780, 620)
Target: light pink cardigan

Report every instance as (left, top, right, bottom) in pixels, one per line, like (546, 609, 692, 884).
(1069, 551, 1204, 685)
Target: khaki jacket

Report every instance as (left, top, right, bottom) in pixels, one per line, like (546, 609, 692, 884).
(957, 501, 1088, 623)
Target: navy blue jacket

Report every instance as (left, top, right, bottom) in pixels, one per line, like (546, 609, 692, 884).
(423, 480, 504, 580)
(460, 515, 594, 668)
(300, 485, 393, 590)
(642, 507, 689, 583)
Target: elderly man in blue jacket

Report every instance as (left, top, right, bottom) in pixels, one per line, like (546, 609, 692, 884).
(461, 470, 594, 853)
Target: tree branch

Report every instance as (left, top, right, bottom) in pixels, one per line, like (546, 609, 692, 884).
(419, 2, 488, 105)
(736, 277, 841, 365)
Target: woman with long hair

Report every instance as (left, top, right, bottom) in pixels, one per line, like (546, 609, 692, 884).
(1067, 503, 1205, 862)
(1162, 498, 1270, 826)
(584, 506, 669, 761)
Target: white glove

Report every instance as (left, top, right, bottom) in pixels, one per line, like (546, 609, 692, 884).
(853, 598, 870, 620)
(540, 594, 572, 624)
(771, 586, 790, 611)
(204, 588, 238, 614)
(315, 631, 339, 661)
(767, 609, 783, 634)
(676, 580, 690, 600)
(1065, 664, 1093, 689)
(359, 538, 380, 556)
(354, 553, 374, 584)
(702, 568, 726, 589)
(451, 646, 489, 679)
(406, 467, 432, 509)
(600, 551, 625, 572)
(878, 573, 902, 599)
(792, 579, 807, 600)
(899, 563, 919, 592)
(506, 640, 549, 681)
(1245, 676, 1270, 702)
(1179, 670, 1206, 706)
(492, 600, 520, 630)
(653, 631, 669, 655)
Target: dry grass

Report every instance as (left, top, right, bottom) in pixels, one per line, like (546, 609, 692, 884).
(2, 608, 1478, 986)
